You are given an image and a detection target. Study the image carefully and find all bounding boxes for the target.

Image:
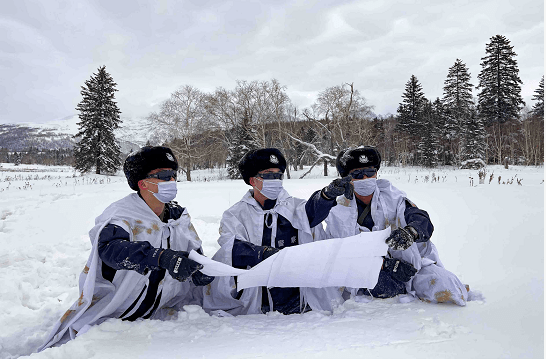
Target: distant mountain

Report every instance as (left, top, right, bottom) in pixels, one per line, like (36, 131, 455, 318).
(0, 115, 149, 153)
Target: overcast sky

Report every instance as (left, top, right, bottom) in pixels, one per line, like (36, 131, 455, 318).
(1, 0, 543, 125)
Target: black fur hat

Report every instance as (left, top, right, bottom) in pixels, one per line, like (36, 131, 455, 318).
(123, 146, 178, 191)
(239, 148, 287, 185)
(336, 146, 381, 177)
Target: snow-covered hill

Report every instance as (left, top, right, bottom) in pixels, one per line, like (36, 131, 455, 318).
(0, 116, 148, 152)
(0, 164, 543, 358)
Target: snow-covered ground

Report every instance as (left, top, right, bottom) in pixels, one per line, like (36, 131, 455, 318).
(0, 163, 543, 359)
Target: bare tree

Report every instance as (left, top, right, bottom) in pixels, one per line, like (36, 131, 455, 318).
(147, 85, 211, 181)
(303, 83, 374, 175)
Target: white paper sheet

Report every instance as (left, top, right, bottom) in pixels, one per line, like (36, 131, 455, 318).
(189, 227, 390, 291)
(188, 250, 246, 276)
(237, 227, 390, 290)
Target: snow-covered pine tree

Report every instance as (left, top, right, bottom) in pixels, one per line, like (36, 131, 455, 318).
(396, 75, 426, 139)
(531, 76, 544, 119)
(371, 117, 385, 147)
(431, 98, 448, 165)
(417, 100, 440, 167)
(442, 59, 474, 165)
(300, 126, 318, 167)
(477, 35, 525, 126)
(460, 109, 486, 169)
(13, 151, 21, 166)
(226, 120, 259, 179)
(292, 126, 308, 170)
(74, 66, 122, 174)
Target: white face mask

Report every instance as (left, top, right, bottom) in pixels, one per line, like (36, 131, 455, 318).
(254, 179, 283, 200)
(353, 178, 377, 196)
(145, 180, 177, 203)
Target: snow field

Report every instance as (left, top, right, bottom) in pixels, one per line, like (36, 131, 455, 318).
(0, 164, 543, 358)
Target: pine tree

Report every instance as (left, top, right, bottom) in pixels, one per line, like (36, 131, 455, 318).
(531, 76, 544, 119)
(460, 109, 486, 168)
(13, 151, 21, 166)
(442, 59, 474, 165)
(417, 100, 440, 167)
(301, 126, 318, 167)
(431, 98, 448, 165)
(397, 75, 426, 138)
(74, 66, 122, 174)
(476, 35, 525, 126)
(226, 112, 259, 179)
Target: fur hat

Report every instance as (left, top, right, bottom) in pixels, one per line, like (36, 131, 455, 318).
(123, 146, 178, 191)
(336, 146, 381, 177)
(239, 148, 286, 185)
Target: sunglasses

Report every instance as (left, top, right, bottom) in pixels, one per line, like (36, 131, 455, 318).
(255, 172, 284, 180)
(350, 168, 377, 179)
(146, 170, 177, 181)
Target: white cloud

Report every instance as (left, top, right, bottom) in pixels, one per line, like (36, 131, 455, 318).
(0, 0, 543, 123)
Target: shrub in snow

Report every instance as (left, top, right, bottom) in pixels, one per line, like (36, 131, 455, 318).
(460, 158, 485, 169)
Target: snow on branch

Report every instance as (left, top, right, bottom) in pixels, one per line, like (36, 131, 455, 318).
(285, 132, 337, 179)
(285, 133, 336, 161)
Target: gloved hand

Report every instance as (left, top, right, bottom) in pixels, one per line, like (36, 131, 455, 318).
(191, 270, 215, 286)
(322, 176, 354, 200)
(382, 257, 417, 282)
(158, 249, 203, 282)
(385, 226, 417, 251)
(261, 246, 280, 261)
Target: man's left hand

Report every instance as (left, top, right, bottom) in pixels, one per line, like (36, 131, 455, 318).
(385, 226, 417, 251)
(382, 257, 417, 282)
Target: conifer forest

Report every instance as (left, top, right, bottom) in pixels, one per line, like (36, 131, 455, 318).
(148, 35, 543, 180)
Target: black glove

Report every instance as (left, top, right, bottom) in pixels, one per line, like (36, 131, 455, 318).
(191, 270, 215, 286)
(158, 249, 203, 282)
(385, 226, 417, 251)
(322, 176, 354, 200)
(382, 257, 417, 282)
(261, 246, 280, 261)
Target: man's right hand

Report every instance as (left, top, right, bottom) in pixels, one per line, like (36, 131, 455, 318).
(159, 249, 203, 282)
(261, 246, 280, 261)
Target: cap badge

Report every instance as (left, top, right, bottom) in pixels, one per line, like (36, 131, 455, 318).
(166, 153, 175, 162)
(270, 155, 279, 164)
(359, 155, 369, 164)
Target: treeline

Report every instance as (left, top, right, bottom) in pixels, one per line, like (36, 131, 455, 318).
(5, 35, 542, 176)
(147, 34, 543, 180)
(0, 147, 74, 166)
(0, 123, 75, 166)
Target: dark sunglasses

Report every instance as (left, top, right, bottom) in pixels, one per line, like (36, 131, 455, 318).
(146, 170, 177, 181)
(255, 172, 284, 180)
(350, 168, 377, 179)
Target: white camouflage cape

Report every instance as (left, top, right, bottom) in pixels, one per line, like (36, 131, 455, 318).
(39, 193, 204, 351)
(325, 179, 467, 306)
(203, 188, 344, 315)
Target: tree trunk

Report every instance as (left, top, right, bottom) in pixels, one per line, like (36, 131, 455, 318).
(186, 165, 191, 181)
(323, 159, 328, 176)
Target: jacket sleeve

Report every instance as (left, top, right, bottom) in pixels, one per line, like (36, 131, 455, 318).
(97, 223, 163, 275)
(305, 190, 337, 228)
(404, 199, 434, 242)
(232, 239, 266, 269)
